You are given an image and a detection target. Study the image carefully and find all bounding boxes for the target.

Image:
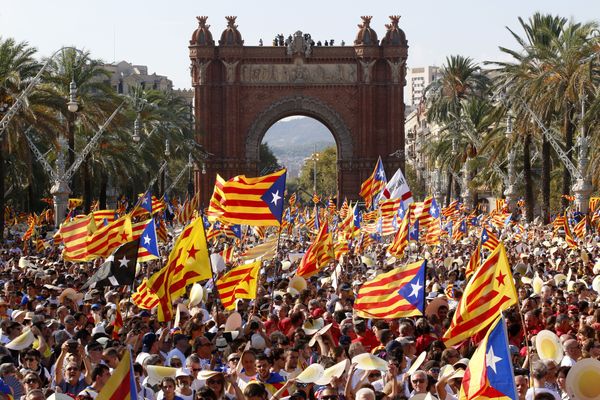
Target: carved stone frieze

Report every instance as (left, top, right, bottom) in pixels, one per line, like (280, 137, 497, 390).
(240, 63, 357, 84)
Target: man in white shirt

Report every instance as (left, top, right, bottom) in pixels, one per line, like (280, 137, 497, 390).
(165, 334, 189, 367)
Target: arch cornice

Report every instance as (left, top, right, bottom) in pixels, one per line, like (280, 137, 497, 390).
(245, 96, 354, 162)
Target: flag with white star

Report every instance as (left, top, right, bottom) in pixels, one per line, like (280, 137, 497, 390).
(409, 220, 420, 242)
(219, 169, 287, 226)
(140, 192, 153, 213)
(137, 219, 160, 262)
(354, 259, 427, 319)
(81, 239, 140, 289)
(459, 315, 517, 400)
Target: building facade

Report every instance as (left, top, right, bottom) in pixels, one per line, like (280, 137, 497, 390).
(405, 65, 440, 107)
(101, 61, 173, 95)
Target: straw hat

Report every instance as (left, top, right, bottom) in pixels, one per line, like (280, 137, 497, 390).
(406, 351, 427, 375)
(592, 275, 600, 294)
(289, 276, 307, 292)
(47, 394, 74, 400)
(281, 261, 292, 271)
(188, 283, 204, 307)
(425, 297, 449, 318)
(6, 330, 35, 351)
(224, 312, 242, 331)
(565, 358, 600, 400)
(438, 365, 456, 381)
(351, 353, 388, 371)
(532, 276, 544, 295)
(315, 359, 349, 385)
(302, 318, 324, 335)
(593, 261, 600, 275)
(11, 310, 26, 323)
(361, 256, 375, 267)
(197, 370, 223, 381)
(554, 274, 567, 286)
(514, 263, 527, 276)
(535, 330, 563, 364)
(308, 323, 333, 347)
(295, 363, 325, 384)
(146, 365, 177, 386)
(58, 288, 84, 304)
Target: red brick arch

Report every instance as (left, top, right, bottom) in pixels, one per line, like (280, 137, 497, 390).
(189, 16, 408, 206)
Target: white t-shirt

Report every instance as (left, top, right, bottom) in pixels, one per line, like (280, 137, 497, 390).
(525, 387, 560, 400)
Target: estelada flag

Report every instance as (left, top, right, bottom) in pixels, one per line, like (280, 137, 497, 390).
(459, 316, 518, 400)
(216, 259, 261, 310)
(220, 169, 287, 226)
(147, 216, 212, 321)
(354, 259, 426, 319)
(443, 242, 517, 347)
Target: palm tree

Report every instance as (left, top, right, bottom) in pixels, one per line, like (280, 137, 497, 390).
(493, 13, 600, 218)
(425, 55, 491, 206)
(0, 37, 41, 240)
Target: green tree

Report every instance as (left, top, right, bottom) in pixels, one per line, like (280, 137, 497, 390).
(259, 142, 280, 174)
(296, 146, 337, 203)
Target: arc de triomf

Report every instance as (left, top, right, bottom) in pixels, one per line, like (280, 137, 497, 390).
(189, 15, 408, 205)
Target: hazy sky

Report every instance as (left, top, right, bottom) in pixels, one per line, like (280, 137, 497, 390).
(2, 1, 598, 89)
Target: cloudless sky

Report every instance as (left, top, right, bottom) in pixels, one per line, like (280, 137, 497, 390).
(2, 1, 599, 89)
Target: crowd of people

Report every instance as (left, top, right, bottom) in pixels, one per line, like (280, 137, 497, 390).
(0, 211, 599, 400)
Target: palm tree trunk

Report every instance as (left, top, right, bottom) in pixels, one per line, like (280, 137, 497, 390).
(83, 160, 92, 214)
(27, 148, 34, 213)
(523, 133, 534, 222)
(470, 168, 478, 210)
(99, 173, 107, 210)
(561, 104, 576, 210)
(542, 136, 551, 224)
(0, 138, 4, 243)
(445, 172, 453, 206)
(453, 177, 461, 202)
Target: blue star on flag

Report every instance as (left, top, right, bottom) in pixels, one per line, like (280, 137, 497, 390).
(261, 170, 287, 223)
(396, 260, 427, 313)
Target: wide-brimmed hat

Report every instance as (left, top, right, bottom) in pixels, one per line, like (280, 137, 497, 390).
(197, 370, 223, 381)
(146, 365, 177, 386)
(406, 351, 427, 375)
(58, 288, 84, 304)
(308, 323, 333, 347)
(351, 353, 388, 371)
(535, 330, 563, 364)
(295, 363, 324, 384)
(224, 312, 242, 331)
(6, 329, 34, 351)
(315, 359, 349, 385)
(302, 317, 324, 335)
(565, 358, 600, 400)
(188, 283, 204, 307)
(289, 276, 307, 292)
(425, 297, 449, 318)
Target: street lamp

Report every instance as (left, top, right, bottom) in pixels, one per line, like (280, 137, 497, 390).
(309, 149, 319, 193)
(66, 79, 79, 113)
(132, 114, 141, 143)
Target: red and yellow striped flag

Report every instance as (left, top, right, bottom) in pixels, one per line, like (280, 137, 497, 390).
(96, 348, 136, 400)
(131, 278, 160, 310)
(443, 242, 517, 347)
(112, 307, 123, 340)
(296, 222, 334, 278)
(563, 216, 578, 249)
(85, 215, 133, 259)
(464, 243, 481, 280)
(573, 218, 587, 240)
(216, 260, 261, 310)
(388, 213, 409, 258)
(60, 215, 97, 261)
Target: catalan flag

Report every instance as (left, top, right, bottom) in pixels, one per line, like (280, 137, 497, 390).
(96, 348, 137, 400)
(60, 215, 97, 261)
(589, 197, 600, 213)
(563, 215, 578, 249)
(459, 316, 517, 400)
(359, 156, 387, 209)
(112, 307, 123, 340)
(443, 242, 517, 347)
(131, 278, 160, 310)
(216, 259, 261, 310)
(68, 197, 83, 210)
(207, 174, 226, 221)
(288, 192, 297, 207)
(388, 213, 409, 258)
(137, 219, 160, 262)
(296, 222, 334, 278)
(219, 169, 287, 226)
(354, 259, 426, 319)
(573, 217, 587, 240)
(464, 243, 481, 280)
(85, 215, 133, 259)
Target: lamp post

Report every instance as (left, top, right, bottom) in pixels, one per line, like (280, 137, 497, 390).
(161, 139, 170, 196)
(503, 111, 518, 211)
(309, 148, 319, 193)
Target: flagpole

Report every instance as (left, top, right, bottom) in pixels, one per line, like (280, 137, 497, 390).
(199, 208, 221, 331)
(515, 294, 534, 394)
(268, 226, 284, 315)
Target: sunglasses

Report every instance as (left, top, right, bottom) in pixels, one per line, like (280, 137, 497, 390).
(207, 380, 224, 385)
(321, 396, 338, 400)
(66, 368, 80, 372)
(24, 379, 39, 384)
(412, 379, 425, 384)
(369, 373, 381, 378)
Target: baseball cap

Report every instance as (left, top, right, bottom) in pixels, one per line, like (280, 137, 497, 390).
(398, 337, 415, 346)
(142, 333, 157, 352)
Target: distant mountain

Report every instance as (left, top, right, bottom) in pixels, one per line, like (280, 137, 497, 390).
(262, 117, 336, 177)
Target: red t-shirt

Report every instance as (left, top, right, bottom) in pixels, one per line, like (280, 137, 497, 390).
(352, 329, 379, 352)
